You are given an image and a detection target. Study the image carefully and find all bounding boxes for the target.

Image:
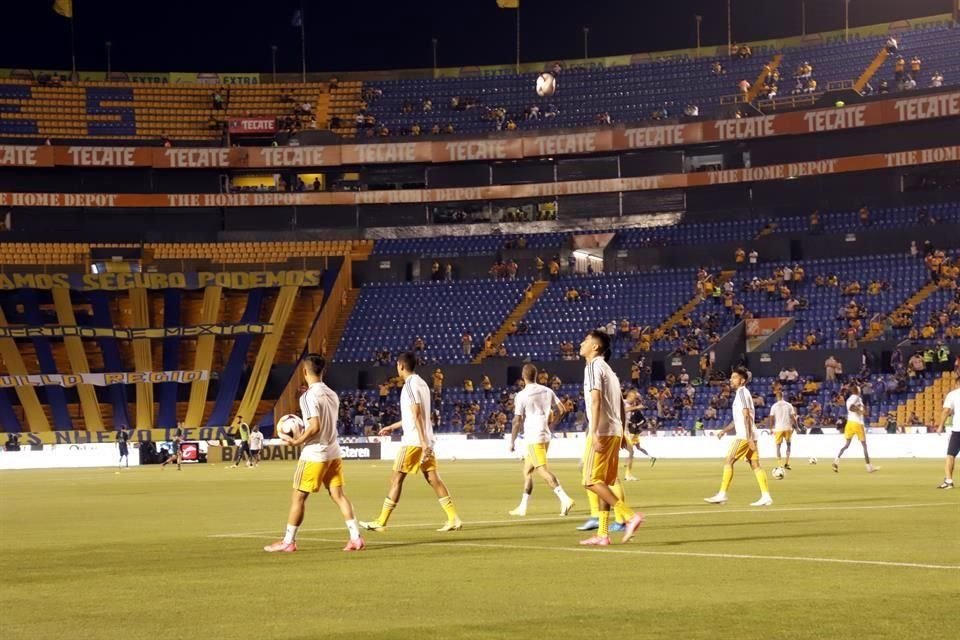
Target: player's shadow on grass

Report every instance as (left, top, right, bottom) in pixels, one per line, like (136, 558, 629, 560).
(654, 530, 856, 547)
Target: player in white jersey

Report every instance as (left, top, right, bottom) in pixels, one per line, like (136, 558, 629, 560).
(578, 330, 644, 546)
(508, 364, 575, 516)
(705, 366, 772, 506)
(768, 392, 797, 469)
(833, 384, 877, 473)
(936, 375, 960, 489)
(361, 352, 462, 533)
(264, 354, 365, 553)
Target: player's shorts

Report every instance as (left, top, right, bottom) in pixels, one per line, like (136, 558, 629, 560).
(728, 438, 759, 463)
(293, 458, 344, 492)
(118, 444, 129, 456)
(774, 430, 793, 445)
(627, 433, 642, 447)
(582, 435, 621, 486)
(526, 442, 549, 468)
(843, 421, 866, 441)
(393, 445, 438, 474)
(947, 432, 960, 458)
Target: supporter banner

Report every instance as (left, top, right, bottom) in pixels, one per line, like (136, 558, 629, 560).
(0, 370, 208, 388)
(746, 318, 791, 338)
(5, 426, 236, 446)
(1, 145, 956, 207)
(0, 323, 273, 339)
(0, 92, 956, 169)
(0, 270, 321, 290)
(228, 117, 276, 134)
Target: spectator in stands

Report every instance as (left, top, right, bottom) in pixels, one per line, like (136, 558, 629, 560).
(444, 123, 455, 134)
(748, 249, 759, 265)
(878, 79, 890, 94)
(895, 56, 906, 82)
(885, 36, 898, 53)
(930, 72, 944, 88)
(432, 368, 444, 395)
(712, 61, 725, 75)
(544, 104, 559, 119)
(738, 79, 750, 94)
(684, 104, 699, 117)
(212, 90, 224, 110)
(910, 56, 922, 78)
(805, 78, 818, 94)
(565, 287, 580, 303)
(496, 344, 508, 358)
(908, 352, 925, 376)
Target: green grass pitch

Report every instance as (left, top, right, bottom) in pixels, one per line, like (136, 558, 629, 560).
(2, 458, 957, 640)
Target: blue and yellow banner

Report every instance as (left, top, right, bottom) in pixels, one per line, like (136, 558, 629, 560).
(0, 323, 274, 340)
(0, 270, 321, 291)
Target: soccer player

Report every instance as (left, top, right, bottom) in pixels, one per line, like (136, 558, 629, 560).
(704, 366, 772, 506)
(507, 364, 575, 517)
(936, 375, 959, 489)
(360, 352, 462, 533)
(231, 416, 251, 468)
(578, 330, 644, 546)
(768, 391, 797, 469)
(833, 384, 877, 473)
(160, 425, 183, 471)
(249, 425, 264, 467)
(264, 354, 364, 553)
(623, 389, 656, 481)
(117, 427, 130, 469)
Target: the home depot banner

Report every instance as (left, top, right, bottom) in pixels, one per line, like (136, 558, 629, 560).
(0, 370, 208, 388)
(0, 270, 321, 291)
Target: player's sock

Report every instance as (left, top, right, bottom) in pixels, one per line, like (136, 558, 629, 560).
(345, 519, 361, 541)
(719, 464, 734, 493)
(754, 468, 770, 497)
(376, 498, 397, 526)
(553, 486, 571, 503)
(611, 482, 627, 524)
(598, 510, 610, 538)
(777, 456, 783, 467)
(283, 524, 299, 544)
(587, 490, 600, 518)
(438, 496, 459, 522)
(519, 493, 531, 510)
(614, 500, 636, 523)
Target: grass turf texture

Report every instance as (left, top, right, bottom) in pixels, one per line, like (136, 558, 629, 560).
(2, 459, 957, 640)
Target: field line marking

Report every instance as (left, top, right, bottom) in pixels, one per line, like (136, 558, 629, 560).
(208, 502, 954, 538)
(213, 534, 959, 571)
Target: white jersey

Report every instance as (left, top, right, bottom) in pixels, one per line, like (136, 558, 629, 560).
(943, 388, 960, 433)
(400, 373, 435, 448)
(769, 400, 796, 432)
(249, 431, 264, 451)
(583, 358, 623, 437)
(846, 394, 865, 425)
(732, 385, 756, 440)
(514, 382, 562, 444)
(298, 381, 342, 462)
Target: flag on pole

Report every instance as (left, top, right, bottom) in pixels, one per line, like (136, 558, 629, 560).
(291, 9, 303, 27)
(53, 0, 73, 18)
(496, 0, 519, 8)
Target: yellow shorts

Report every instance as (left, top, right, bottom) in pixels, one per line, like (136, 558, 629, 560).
(774, 430, 793, 445)
(728, 439, 759, 463)
(293, 458, 344, 493)
(393, 445, 438, 474)
(582, 435, 621, 486)
(844, 421, 866, 441)
(628, 433, 642, 447)
(526, 442, 549, 468)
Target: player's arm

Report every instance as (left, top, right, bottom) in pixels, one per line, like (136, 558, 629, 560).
(587, 388, 602, 451)
(938, 407, 953, 434)
(509, 415, 522, 451)
(620, 398, 631, 451)
(716, 422, 735, 439)
(744, 405, 757, 450)
(377, 420, 403, 436)
(285, 415, 321, 447)
(548, 392, 565, 430)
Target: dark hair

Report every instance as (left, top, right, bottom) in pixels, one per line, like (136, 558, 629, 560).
(522, 363, 538, 381)
(586, 329, 611, 361)
(732, 365, 751, 382)
(303, 353, 326, 377)
(397, 351, 418, 373)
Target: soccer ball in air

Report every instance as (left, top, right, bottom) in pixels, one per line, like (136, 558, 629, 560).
(536, 72, 556, 97)
(276, 414, 304, 439)
(808, 457, 818, 465)
(772, 466, 786, 480)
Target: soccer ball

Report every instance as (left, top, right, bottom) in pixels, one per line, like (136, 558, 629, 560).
(808, 457, 818, 465)
(772, 466, 786, 480)
(536, 72, 556, 97)
(276, 414, 304, 439)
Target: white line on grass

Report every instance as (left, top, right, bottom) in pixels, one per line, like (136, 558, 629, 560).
(208, 502, 954, 538)
(215, 534, 959, 571)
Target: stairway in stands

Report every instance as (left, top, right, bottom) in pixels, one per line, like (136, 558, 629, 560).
(474, 281, 549, 364)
